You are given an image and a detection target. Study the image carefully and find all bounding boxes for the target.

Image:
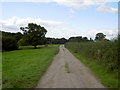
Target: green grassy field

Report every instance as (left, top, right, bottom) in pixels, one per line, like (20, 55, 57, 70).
(2, 45, 59, 88)
(19, 44, 60, 50)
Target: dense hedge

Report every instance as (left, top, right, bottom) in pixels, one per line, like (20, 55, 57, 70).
(65, 41, 118, 71)
(0, 33, 2, 51)
(17, 38, 30, 46)
(2, 36, 18, 51)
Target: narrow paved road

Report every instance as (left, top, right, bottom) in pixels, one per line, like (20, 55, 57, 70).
(36, 45, 105, 88)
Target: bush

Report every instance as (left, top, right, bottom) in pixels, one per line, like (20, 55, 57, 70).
(0, 34, 2, 51)
(18, 38, 28, 46)
(65, 41, 118, 71)
(2, 36, 18, 51)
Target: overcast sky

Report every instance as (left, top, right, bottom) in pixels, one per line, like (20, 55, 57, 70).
(0, 0, 118, 39)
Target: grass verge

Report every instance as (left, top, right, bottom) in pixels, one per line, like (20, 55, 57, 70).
(68, 49, 118, 88)
(2, 45, 59, 88)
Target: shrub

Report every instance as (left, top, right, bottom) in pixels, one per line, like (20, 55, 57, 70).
(65, 41, 118, 71)
(17, 38, 30, 46)
(0, 34, 2, 51)
(2, 36, 18, 51)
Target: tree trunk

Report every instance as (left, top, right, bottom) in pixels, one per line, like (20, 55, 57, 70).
(34, 45, 37, 49)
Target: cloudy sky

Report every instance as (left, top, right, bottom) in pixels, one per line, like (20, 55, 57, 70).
(0, 0, 119, 39)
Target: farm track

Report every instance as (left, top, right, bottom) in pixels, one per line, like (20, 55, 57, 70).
(36, 45, 105, 88)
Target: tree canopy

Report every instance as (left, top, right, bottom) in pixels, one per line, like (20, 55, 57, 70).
(20, 23, 47, 48)
(68, 36, 90, 42)
(1, 31, 22, 51)
(95, 33, 106, 41)
(46, 37, 67, 44)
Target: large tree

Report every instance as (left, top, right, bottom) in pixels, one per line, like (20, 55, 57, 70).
(95, 33, 106, 41)
(20, 23, 47, 48)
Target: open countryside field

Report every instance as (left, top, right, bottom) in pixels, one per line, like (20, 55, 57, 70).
(2, 45, 59, 88)
(1, 1, 118, 89)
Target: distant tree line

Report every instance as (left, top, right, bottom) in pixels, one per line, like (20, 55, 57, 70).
(67, 33, 110, 43)
(68, 36, 92, 42)
(1, 31, 68, 51)
(46, 37, 67, 44)
(1, 23, 116, 51)
(1, 31, 23, 51)
(1, 23, 67, 51)
(2, 31, 23, 42)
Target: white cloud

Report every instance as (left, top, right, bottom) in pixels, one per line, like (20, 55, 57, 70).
(1, 0, 118, 14)
(0, 17, 117, 40)
(1, 0, 119, 2)
(14, 0, 118, 15)
(46, 27, 118, 40)
(24, 0, 104, 9)
(69, 8, 75, 14)
(23, 0, 118, 13)
(68, 8, 75, 18)
(82, 29, 118, 40)
(97, 4, 118, 13)
(46, 27, 79, 39)
(0, 16, 64, 32)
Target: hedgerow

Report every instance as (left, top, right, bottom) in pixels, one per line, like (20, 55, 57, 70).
(65, 41, 118, 71)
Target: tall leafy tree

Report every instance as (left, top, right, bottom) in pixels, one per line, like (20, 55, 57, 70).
(20, 23, 47, 48)
(95, 33, 106, 41)
(83, 37, 88, 41)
